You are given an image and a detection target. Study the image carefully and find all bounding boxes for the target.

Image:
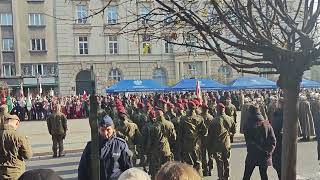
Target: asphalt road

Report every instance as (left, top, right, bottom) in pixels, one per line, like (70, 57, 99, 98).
(25, 141, 320, 180)
(19, 115, 320, 180)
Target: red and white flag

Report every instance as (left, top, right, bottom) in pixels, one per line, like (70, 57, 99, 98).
(83, 90, 88, 100)
(196, 80, 202, 104)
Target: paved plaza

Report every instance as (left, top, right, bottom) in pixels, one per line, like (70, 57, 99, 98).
(20, 116, 320, 180)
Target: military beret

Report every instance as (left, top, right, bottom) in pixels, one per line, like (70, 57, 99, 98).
(99, 115, 114, 127)
(188, 101, 197, 108)
(149, 110, 157, 119)
(177, 99, 183, 104)
(4, 113, 20, 121)
(193, 99, 201, 107)
(137, 102, 145, 109)
(226, 97, 231, 100)
(117, 106, 127, 115)
(167, 103, 174, 109)
(177, 103, 184, 110)
(217, 103, 225, 109)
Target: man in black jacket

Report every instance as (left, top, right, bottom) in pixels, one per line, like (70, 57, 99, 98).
(242, 105, 276, 180)
(78, 115, 133, 180)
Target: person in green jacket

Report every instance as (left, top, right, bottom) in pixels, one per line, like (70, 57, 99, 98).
(0, 113, 33, 180)
(46, 104, 68, 158)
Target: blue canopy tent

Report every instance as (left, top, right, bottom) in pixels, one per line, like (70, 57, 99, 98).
(301, 79, 320, 88)
(228, 76, 277, 89)
(169, 78, 226, 91)
(106, 80, 167, 93)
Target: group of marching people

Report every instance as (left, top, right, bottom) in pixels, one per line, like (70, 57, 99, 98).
(97, 89, 287, 180)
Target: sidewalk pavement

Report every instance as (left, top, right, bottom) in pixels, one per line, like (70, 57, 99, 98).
(20, 119, 91, 156)
(20, 111, 245, 157)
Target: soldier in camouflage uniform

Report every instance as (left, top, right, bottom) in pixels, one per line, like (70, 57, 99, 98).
(0, 113, 32, 179)
(126, 97, 138, 120)
(116, 106, 141, 166)
(46, 104, 68, 158)
(200, 104, 215, 176)
(165, 103, 176, 122)
(171, 103, 185, 161)
(146, 108, 176, 179)
(208, 103, 235, 180)
(225, 97, 237, 143)
(131, 102, 148, 130)
(141, 109, 157, 172)
(179, 100, 208, 177)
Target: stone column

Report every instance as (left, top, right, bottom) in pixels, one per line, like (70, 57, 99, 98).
(175, 62, 180, 81)
(179, 62, 184, 79)
(202, 61, 207, 77)
(207, 60, 211, 78)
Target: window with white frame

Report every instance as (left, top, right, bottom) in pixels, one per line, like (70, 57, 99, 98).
(140, 5, 150, 25)
(108, 69, 122, 82)
(2, 38, 14, 51)
(142, 34, 151, 54)
(107, 6, 117, 24)
(2, 64, 15, 77)
(164, 37, 173, 53)
(31, 39, 46, 51)
(28, 13, 45, 26)
(76, 5, 88, 24)
(79, 36, 88, 54)
(0, 13, 12, 26)
(108, 36, 118, 54)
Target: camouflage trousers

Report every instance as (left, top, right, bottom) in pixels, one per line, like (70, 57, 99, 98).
(149, 153, 173, 179)
(181, 149, 203, 177)
(211, 150, 231, 180)
(201, 145, 214, 176)
(52, 134, 65, 157)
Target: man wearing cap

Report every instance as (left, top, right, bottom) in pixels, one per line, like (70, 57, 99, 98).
(46, 104, 68, 158)
(141, 109, 157, 172)
(165, 103, 176, 122)
(78, 115, 133, 180)
(179, 100, 208, 176)
(207, 103, 235, 180)
(225, 97, 237, 143)
(171, 103, 185, 161)
(200, 104, 214, 176)
(146, 107, 176, 179)
(0, 113, 33, 179)
(116, 106, 141, 166)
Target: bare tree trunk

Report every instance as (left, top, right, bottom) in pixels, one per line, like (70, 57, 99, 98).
(281, 85, 300, 180)
(89, 65, 100, 180)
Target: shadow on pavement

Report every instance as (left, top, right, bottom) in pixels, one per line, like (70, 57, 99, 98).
(29, 152, 83, 161)
(27, 161, 79, 170)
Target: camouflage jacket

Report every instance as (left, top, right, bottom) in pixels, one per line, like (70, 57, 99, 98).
(46, 113, 68, 135)
(0, 125, 33, 179)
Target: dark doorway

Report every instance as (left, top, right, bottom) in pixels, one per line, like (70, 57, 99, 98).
(75, 70, 93, 95)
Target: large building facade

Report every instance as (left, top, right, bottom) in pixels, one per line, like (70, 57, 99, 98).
(1, 0, 319, 96)
(0, 0, 58, 95)
(55, 0, 248, 95)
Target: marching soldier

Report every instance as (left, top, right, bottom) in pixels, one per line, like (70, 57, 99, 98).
(171, 103, 185, 161)
(116, 105, 141, 165)
(225, 97, 237, 143)
(146, 108, 176, 179)
(208, 103, 235, 180)
(201, 104, 214, 176)
(46, 104, 68, 158)
(179, 100, 208, 176)
(165, 103, 177, 122)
